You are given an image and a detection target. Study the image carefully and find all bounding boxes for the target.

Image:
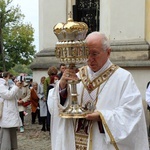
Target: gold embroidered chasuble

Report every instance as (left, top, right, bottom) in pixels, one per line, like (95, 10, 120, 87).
(75, 65, 119, 150)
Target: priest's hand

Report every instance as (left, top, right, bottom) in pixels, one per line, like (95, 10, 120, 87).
(85, 111, 101, 121)
(59, 68, 79, 89)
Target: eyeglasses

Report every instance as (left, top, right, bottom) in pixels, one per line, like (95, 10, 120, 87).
(88, 52, 100, 58)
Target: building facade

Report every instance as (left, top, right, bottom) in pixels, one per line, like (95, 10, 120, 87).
(30, 0, 150, 127)
(31, 0, 149, 93)
(31, 0, 150, 120)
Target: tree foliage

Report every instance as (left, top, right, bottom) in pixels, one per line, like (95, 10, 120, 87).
(0, 0, 36, 71)
(9, 64, 32, 76)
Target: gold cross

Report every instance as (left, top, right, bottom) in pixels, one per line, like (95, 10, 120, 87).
(68, 11, 72, 18)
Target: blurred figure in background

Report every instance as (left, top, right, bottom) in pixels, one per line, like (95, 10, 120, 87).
(44, 66, 58, 132)
(38, 76, 47, 131)
(16, 75, 30, 133)
(57, 63, 66, 79)
(0, 72, 22, 150)
(8, 74, 15, 90)
(28, 78, 33, 89)
(30, 82, 40, 124)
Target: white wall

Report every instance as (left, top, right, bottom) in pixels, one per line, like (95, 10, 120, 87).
(33, 70, 47, 84)
(39, 0, 67, 51)
(128, 69, 150, 100)
(39, 0, 145, 48)
(100, 0, 145, 41)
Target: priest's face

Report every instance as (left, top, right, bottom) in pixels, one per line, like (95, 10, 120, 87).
(86, 33, 111, 72)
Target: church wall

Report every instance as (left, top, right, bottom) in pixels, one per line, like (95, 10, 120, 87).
(100, 0, 145, 41)
(39, 0, 67, 51)
(145, 0, 150, 43)
(32, 70, 48, 84)
(36, 0, 150, 126)
(100, 0, 111, 38)
(127, 69, 150, 99)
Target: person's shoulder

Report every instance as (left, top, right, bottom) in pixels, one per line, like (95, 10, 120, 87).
(44, 77, 50, 85)
(116, 67, 131, 75)
(113, 67, 133, 81)
(45, 77, 50, 81)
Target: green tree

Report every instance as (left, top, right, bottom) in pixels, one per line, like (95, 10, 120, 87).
(0, 0, 36, 71)
(9, 64, 32, 76)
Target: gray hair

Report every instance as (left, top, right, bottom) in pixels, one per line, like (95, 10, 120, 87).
(86, 32, 110, 51)
(100, 33, 110, 51)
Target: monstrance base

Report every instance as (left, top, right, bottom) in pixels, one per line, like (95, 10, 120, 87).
(59, 105, 92, 118)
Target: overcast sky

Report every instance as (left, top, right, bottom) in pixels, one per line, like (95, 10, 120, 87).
(12, 0, 39, 51)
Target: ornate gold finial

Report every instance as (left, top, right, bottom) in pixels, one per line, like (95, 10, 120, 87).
(53, 11, 89, 64)
(67, 11, 73, 22)
(68, 11, 72, 18)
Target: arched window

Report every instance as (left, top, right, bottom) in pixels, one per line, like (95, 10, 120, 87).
(73, 0, 100, 34)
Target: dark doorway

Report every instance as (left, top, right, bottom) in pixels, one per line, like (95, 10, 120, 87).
(73, 0, 100, 34)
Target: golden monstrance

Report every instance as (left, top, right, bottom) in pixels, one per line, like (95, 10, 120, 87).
(53, 14, 93, 118)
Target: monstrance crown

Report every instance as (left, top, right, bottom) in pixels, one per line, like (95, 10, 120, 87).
(53, 13, 89, 64)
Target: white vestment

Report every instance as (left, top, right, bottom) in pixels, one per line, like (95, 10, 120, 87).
(48, 61, 149, 150)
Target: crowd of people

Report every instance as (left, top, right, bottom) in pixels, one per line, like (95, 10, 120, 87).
(0, 32, 149, 150)
(0, 63, 66, 149)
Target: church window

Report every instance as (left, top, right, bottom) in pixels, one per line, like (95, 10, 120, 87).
(73, 0, 100, 34)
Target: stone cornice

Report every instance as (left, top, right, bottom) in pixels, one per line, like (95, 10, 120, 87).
(113, 60, 150, 68)
(35, 48, 55, 57)
(111, 40, 150, 51)
(30, 41, 150, 70)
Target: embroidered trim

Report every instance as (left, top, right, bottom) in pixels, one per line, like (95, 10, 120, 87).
(88, 123, 93, 150)
(75, 131, 88, 150)
(98, 111, 119, 150)
(79, 65, 119, 93)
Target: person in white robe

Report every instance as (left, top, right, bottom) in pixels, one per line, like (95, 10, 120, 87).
(38, 76, 47, 131)
(47, 32, 149, 150)
(0, 72, 22, 150)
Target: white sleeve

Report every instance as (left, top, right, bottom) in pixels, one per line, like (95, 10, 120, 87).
(0, 85, 19, 100)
